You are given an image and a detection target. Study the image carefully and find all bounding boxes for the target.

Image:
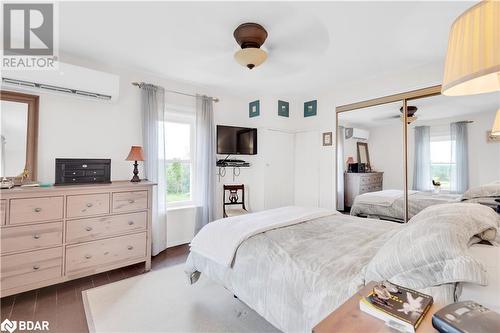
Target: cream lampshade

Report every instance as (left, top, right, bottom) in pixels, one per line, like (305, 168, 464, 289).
(442, 0, 500, 96)
(492, 109, 500, 136)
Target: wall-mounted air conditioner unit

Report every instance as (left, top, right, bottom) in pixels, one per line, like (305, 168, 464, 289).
(345, 128, 369, 140)
(1, 62, 120, 102)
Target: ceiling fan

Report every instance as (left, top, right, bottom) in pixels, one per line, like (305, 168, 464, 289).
(398, 106, 418, 124)
(376, 106, 418, 124)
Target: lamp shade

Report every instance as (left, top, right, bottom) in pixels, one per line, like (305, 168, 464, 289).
(442, 0, 500, 96)
(126, 146, 145, 161)
(234, 48, 267, 69)
(492, 109, 500, 136)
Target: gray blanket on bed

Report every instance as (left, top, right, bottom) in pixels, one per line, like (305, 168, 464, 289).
(350, 191, 462, 220)
(185, 214, 455, 332)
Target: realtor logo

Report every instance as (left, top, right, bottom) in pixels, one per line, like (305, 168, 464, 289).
(0, 319, 49, 332)
(2, 2, 58, 70)
(3, 3, 54, 55)
(0, 319, 17, 333)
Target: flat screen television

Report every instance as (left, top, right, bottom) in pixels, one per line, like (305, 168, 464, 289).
(217, 125, 257, 155)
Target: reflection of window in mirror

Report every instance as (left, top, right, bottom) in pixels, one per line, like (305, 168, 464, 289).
(0, 101, 28, 177)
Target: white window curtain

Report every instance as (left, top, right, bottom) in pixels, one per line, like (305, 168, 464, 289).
(140, 83, 168, 256)
(450, 121, 469, 193)
(336, 126, 345, 210)
(413, 126, 431, 191)
(194, 95, 216, 233)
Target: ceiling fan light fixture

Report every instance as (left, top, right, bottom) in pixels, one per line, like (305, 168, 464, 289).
(234, 48, 267, 69)
(233, 22, 268, 69)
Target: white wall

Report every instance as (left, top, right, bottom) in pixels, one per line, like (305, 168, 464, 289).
(369, 124, 405, 190)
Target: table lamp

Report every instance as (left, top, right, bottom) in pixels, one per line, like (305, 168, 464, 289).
(125, 146, 145, 182)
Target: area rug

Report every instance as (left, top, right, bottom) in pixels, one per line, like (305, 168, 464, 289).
(82, 264, 280, 332)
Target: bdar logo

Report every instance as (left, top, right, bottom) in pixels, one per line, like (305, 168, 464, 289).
(0, 319, 17, 333)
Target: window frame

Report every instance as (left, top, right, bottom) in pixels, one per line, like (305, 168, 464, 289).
(164, 108, 196, 208)
(429, 136, 455, 191)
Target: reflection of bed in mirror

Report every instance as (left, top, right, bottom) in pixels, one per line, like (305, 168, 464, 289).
(350, 190, 462, 222)
(338, 90, 500, 222)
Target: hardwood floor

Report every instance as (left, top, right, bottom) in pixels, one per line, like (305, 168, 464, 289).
(0, 244, 190, 333)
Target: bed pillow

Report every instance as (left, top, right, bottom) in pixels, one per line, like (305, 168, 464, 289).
(462, 181, 500, 200)
(365, 203, 499, 289)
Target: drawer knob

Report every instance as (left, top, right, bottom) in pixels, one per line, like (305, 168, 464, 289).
(85, 226, 93, 232)
(85, 254, 92, 259)
(33, 234, 41, 239)
(86, 203, 93, 208)
(34, 207, 42, 213)
(127, 245, 134, 250)
(33, 265, 40, 270)
(128, 199, 135, 204)
(128, 221, 135, 225)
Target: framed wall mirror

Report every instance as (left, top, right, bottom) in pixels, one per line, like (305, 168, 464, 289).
(0, 90, 39, 183)
(356, 142, 370, 170)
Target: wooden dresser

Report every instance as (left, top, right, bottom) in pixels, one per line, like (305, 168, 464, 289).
(0, 180, 155, 297)
(344, 172, 383, 208)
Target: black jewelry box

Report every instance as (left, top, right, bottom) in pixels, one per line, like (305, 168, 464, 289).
(55, 158, 111, 185)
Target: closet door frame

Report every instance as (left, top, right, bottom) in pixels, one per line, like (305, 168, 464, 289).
(335, 85, 442, 222)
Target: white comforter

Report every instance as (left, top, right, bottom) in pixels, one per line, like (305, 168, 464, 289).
(190, 206, 337, 267)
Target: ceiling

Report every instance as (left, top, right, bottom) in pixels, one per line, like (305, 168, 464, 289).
(338, 92, 500, 128)
(58, 1, 475, 96)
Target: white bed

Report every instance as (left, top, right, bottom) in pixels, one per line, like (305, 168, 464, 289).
(186, 204, 499, 332)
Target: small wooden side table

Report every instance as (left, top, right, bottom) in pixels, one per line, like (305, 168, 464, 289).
(313, 281, 443, 333)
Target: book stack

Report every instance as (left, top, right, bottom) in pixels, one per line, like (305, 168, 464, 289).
(359, 282, 433, 333)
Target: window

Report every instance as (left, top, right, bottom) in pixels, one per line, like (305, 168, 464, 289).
(165, 113, 195, 206)
(430, 137, 454, 190)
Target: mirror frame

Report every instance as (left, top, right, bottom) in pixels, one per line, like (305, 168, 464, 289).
(335, 85, 442, 222)
(356, 142, 371, 170)
(0, 90, 39, 182)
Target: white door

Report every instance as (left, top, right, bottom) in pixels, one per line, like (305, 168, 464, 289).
(262, 129, 295, 209)
(294, 131, 320, 207)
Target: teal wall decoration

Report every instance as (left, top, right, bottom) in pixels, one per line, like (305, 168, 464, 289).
(249, 100, 260, 118)
(304, 100, 317, 117)
(278, 100, 289, 117)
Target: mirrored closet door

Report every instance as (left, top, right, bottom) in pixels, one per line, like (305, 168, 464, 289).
(406, 92, 500, 211)
(336, 85, 500, 223)
(336, 100, 407, 222)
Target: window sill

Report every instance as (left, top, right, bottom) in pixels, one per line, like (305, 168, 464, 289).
(167, 204, 200, 212)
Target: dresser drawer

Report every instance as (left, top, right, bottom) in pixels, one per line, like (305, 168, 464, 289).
(65, 232, 146, 276)
(66, 212, 147, 243)
(1, 222, 63, 254)
(360, 184, 383, 194)
(1, 247, 62, 292)
(10, 197, 64, 225)
(66, 193, 110, 218)
(112, 191, 148, 213)
(1, 200, 6, 225)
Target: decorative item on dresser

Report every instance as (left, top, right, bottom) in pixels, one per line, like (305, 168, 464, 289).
(126, 146, 145, 182)
(344, 172, 383, 209)
(0, 180, 155, 297)
(55, 158, 111, 185)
